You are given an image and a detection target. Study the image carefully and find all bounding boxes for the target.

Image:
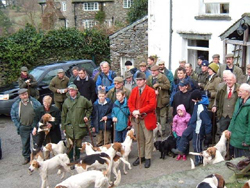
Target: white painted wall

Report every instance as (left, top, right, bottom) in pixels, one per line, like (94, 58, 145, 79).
(148, 0, 250, 72)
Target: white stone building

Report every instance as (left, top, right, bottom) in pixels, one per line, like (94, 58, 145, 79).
(148, 0, 250, 72)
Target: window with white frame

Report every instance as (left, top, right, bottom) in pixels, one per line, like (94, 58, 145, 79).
(83, 2, 99, 11)
(83, 20, 96, 29)
(123, 0, 133, 8)
(201, 0, 229, 15)
(187, 39, 209, 68)
(62, 2, 66, 12)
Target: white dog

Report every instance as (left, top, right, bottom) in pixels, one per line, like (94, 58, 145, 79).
(214, 130, 231, 159)
(55, 170, 121, 188)
(29, 153, 71, 188)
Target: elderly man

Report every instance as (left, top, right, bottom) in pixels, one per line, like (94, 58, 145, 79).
(107, 76, 131, 102)
(128, 72, 157, 168)
(124, 71, 136, 91)
(134, 61, 151, 79)
(197, 60, 209, 90)
(96, 61, 116, 93)
(212, 73, 239, 135)
(185, 63, 198, 82)
(218, 53, 243, 81)
(62, 84, 93, 161)
(49, 69, 69, 111)
(195, 56, 204, 75)
(147, 65, 170, 135)
(11, 88, 41, 165)
(18, 66, 39, 99)
(74, 67, 96, 103)
(69, 66, 79, 84)
(211, 54, 221, 66)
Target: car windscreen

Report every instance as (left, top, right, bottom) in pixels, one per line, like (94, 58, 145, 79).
(30, 68, 45, 81)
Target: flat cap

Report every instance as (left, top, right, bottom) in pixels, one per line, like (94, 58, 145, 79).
(114, 76, 124, 83)
(125, 71, 133, 78)
(225, 53, 234, 58)
(57, 69, 64, 73)
(158, 60, 165, 65)
(136, 72, 146, 80)
(139, 62, 147, 66)
(68, 84, 78, 90)
(198, 56, 204, 60)
(18, 88, 28, 95)
(21, 66, 28, 72)
(212, 54, 220, 59)
(151, 65, 159, 71)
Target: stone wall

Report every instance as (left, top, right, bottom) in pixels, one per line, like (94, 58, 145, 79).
(109, 16, 148, 75)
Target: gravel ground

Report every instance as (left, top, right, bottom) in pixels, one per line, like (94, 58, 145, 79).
(0, 115, 191, 188)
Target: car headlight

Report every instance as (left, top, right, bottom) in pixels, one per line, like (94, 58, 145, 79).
(0, 94, 9, 100)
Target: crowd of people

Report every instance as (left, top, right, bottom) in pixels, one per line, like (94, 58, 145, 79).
(10, 54, 250, 169)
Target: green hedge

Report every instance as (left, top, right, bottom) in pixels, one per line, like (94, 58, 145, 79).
(0, 24, 110, 84)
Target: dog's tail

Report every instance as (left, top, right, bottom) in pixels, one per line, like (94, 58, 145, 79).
(189, 152, 203, 156)
(190, 158, 195, 170)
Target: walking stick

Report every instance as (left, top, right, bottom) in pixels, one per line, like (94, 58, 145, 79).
(86, 121, 95, 147)
(136, 117, 142, 168)
(113, 122, 116, 143)
(104, 120, 107, 145)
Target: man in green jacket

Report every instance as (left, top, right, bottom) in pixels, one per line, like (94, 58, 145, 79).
(61, 84, 93, 161)
(146, 65, 171, 135)
(49, 69, 69, 111)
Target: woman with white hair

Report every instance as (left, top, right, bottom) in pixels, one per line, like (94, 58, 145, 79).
(32, 95, 62, 149)
(228, 83, 250, 157)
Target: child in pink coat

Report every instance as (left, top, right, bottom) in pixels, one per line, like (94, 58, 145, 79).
(172, 104, 191, 161)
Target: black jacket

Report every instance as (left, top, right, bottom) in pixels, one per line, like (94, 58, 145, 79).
(172, 90, 194, 116)
(74, 76, 96, 103)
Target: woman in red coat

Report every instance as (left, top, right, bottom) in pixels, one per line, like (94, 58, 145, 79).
(128, 72, 157, 168)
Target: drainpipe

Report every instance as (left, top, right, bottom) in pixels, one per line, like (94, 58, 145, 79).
(168, 0, 173, 70)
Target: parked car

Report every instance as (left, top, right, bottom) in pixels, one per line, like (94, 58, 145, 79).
(0, 60, 97, 115)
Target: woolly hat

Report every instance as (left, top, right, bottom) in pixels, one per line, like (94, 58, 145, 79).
(136, 72, 146, 80)
(68, 84, 78, 90)
(125, 61, 132, 66)
(208, 63, 219, 73)
(191, 89, 202, 101)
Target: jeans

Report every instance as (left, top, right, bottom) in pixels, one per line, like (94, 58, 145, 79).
(115, 129, 128, 143)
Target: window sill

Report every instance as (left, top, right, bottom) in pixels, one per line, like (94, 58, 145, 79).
(195, 15, 231, 21)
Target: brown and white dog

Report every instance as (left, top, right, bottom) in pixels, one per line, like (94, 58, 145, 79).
(196, 173, 227, 188)
(214, 130, 231, 159)
(55, 170, 121, 188)
(29, 153, 71, 188)
(190, 147, 225, 166)
(38, 113, 55, 135)
(71, 143, 123, 180)
(243, 180, 250, 188)
(43, 140, 67, 157)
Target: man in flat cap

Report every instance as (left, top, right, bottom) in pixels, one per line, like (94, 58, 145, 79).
(128, 72, 157, 168)
(18, 66, 39, 99)
(218, 53, 243, 82)
(158, 60, 174, 93)
(107, 76, 130, 102)
(195, 56, 204, 75)
(147, 65, 171, 135)
(124, 71, 136, 91)
(61, 84, 93, 162)
(49, 69, 69, 111)
(197, 60, 209, 90)
(134, 61, 151, 80)
(11, 88, 41, 165)
(211, 54, 221, 66)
